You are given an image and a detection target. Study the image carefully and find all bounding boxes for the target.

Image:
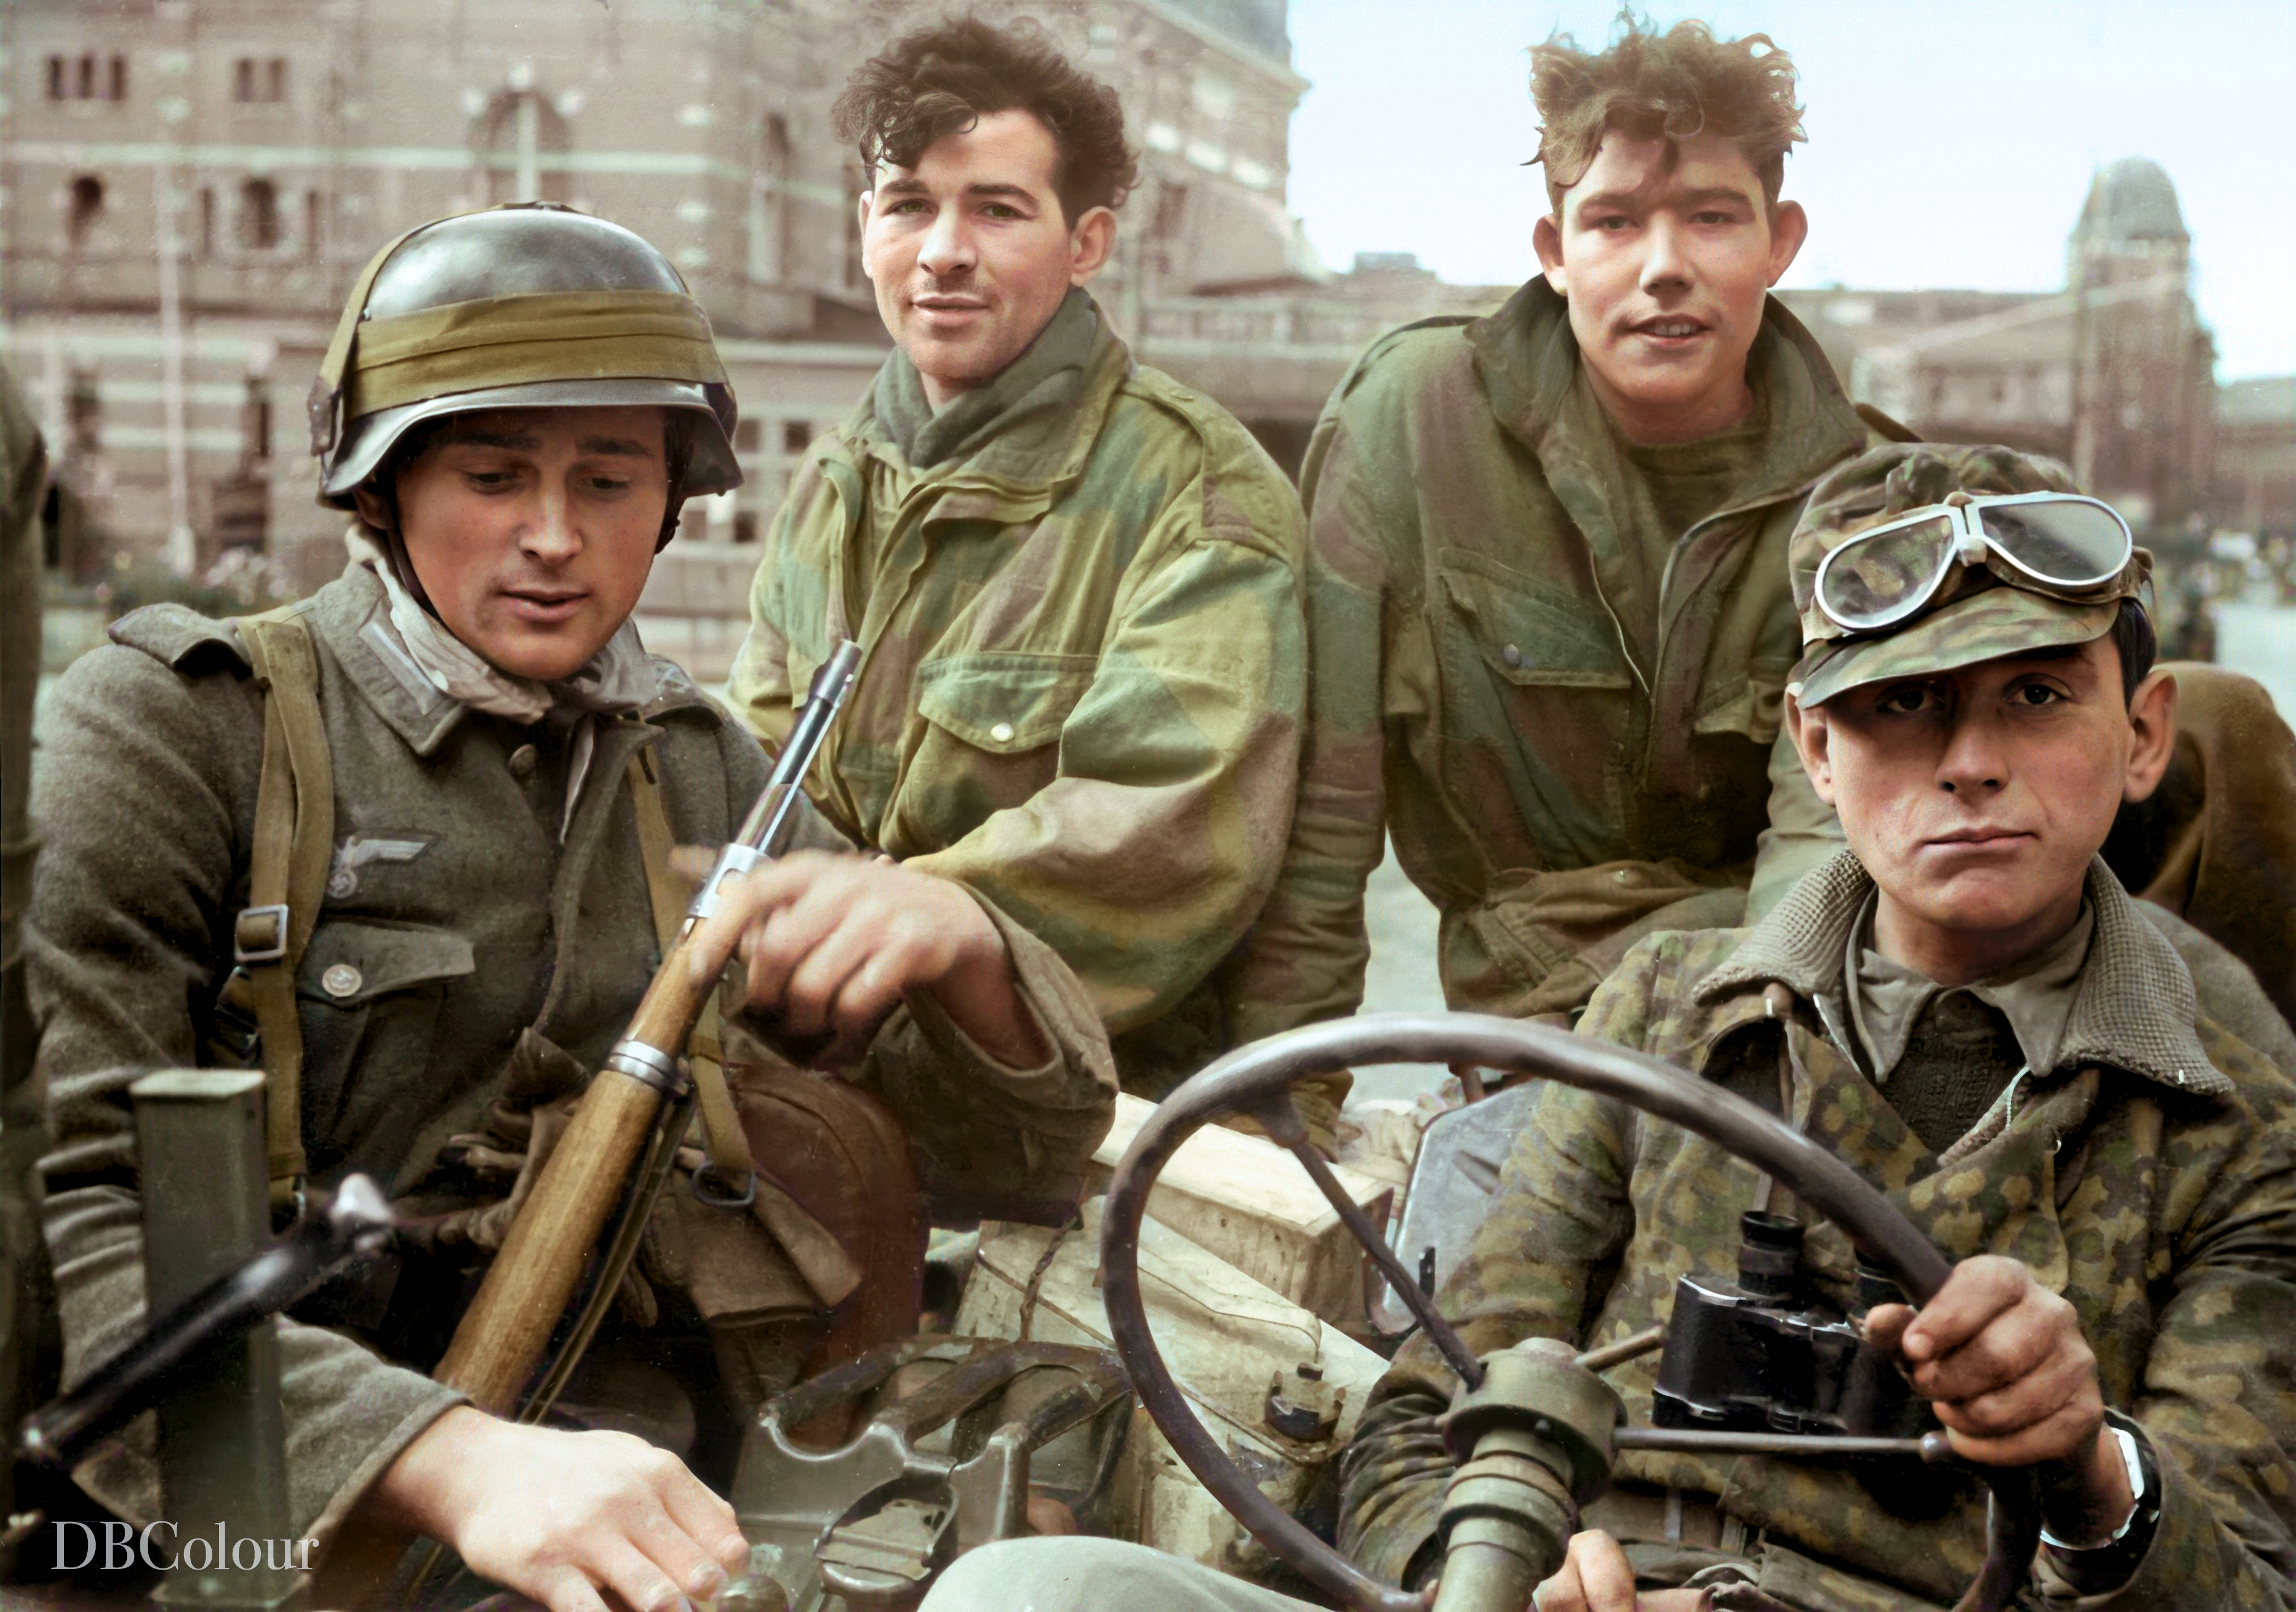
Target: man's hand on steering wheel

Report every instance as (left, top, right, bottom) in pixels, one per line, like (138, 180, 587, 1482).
(1863, 1254, 2135, 1547)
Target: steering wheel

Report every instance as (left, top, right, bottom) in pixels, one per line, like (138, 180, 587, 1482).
(1099, 1013, 2038, 1612)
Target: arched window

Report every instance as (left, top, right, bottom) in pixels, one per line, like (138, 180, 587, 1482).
(66, 175, 105, 248)
(239, 178, 281, 250)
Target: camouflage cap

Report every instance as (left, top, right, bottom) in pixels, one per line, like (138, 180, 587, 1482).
(1787, 442, 2151, 708)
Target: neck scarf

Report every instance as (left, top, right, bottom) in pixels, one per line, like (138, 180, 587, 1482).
(872, 286, 1100, 469)
(345, 525, 659, 723)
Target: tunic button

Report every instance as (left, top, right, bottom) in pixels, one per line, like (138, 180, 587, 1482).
(322, 963, 364, 998)
(507, 743, 539, 779)
(1502, 645, 1524, 669)
(989, 722, 1016, 745)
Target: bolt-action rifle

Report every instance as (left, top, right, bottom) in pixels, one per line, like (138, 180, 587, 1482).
(324, 640, 863, 1606)
(435, 638, 863, 1413)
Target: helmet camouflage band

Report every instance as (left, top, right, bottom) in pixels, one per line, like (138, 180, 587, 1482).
(1787, 442, 2152, 708)
(310, 203, 741, 512)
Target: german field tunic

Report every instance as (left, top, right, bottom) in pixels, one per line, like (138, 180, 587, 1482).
(29, 563, 1116, 1547)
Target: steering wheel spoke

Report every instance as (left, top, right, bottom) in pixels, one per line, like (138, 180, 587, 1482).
(1099, 1013, 2036, 1612)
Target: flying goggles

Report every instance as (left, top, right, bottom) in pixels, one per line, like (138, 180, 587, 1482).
(1812, 490, 2135, 634)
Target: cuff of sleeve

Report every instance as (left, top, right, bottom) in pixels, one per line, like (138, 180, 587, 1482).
(2032, 1413, 2166, 1605)
(920, 890, 1109, 1096)
(904, 941, 1065, 1088)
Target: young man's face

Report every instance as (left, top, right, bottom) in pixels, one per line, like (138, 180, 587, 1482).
(1788, 635, 2178, 979)
(1533, 131, 1807, 444)
(859, 108, 1115, 409)
(354, 405, 670, 682)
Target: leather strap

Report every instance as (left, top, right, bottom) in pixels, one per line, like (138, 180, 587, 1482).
(626, 749, 753, 1191)
(235, 610, 335, 1206)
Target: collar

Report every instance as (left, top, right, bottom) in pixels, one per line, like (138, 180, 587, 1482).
(1845, 890, 2095, 1082)
(843, 292, 1134, 499)
(305, 563, 712, 761)
(1467, 278, 1868, 520)
(1698, 850, 2228, 1099)
(345, 527, 659, 724)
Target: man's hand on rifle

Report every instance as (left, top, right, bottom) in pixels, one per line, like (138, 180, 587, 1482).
(367, 1407, 747, 1612)
(687, 849, 1049, 1070)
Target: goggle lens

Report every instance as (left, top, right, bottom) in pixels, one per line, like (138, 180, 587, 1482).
(1976, 500, 2130, 585)
(1820, 514, 1955, 627)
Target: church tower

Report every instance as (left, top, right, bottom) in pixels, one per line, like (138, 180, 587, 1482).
(2066, 158, 2214, 525)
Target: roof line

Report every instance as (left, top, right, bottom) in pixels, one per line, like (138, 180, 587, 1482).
(1870, 273, 2189, 358)
(1135, 0, 1310, 93)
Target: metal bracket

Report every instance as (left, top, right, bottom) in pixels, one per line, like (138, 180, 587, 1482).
(725, 1336, 1132, 1612)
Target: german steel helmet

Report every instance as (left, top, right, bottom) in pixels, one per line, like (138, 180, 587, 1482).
(309, 203, 740, 506)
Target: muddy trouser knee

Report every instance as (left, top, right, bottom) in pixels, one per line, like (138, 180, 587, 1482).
(917, 1538, 1320, 1612)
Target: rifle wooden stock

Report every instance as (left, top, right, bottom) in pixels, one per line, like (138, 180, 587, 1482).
(323, 640, 860, 1606)
(431, 942, 711, 1409)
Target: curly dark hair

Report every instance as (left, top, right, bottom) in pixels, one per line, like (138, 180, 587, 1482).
(833, 15, 1138, 221)
(1531, 12, 1804, 214)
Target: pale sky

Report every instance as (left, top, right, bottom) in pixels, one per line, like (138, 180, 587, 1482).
(1285, 0, 2295, 380)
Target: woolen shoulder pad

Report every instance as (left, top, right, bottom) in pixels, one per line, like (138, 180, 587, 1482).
(106, 602, 251, 675)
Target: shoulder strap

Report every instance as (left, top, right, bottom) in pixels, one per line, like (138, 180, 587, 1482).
(626, 749, 755, 1195)
(233, 610, 335, 1208)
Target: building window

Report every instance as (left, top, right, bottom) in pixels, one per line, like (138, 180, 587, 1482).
(234, 57, 287, 103)
(66, 175, 105, 248)
(48, 53, 126, 101)
(843, 165, 868, 293)
(734, 418, 762, 454)
(748, 113, 792, 285)
(239, 178, 281, 249)
(66, 368, 102, 453)
(782, 421, 813, 454)
(199, 187, 216, 255)
(243, 378, 273, 462)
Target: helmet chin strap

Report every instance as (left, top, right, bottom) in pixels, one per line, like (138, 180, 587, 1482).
(359, 506, 443, 619)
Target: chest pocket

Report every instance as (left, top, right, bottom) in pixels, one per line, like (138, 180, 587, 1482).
(897, 651, 1096, 847)
(1436, 547, 1633, 690)
(294, 918, 476, 1168)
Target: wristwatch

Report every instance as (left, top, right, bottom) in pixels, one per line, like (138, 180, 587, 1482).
(2037, 1411, 2163, 1595)
(2038, 1421, 2146, 1550)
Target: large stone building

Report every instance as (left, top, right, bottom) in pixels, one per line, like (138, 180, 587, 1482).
(2, 0, 1366, 616)
(1777, 158, 2220, 531)
(15, 8, 2285, 674)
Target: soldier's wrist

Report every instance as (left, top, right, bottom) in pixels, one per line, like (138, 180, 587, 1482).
(2037, 1418, 2138, 1549)
(2038, 1411, 2160, 1593)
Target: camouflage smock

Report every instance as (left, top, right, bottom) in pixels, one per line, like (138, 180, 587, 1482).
(727, 302, 1306, 1095)
(1338, 852, 2296, 1609)
(28, 563, 1116, 1550)
(1225, 281, 1896, 1041)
